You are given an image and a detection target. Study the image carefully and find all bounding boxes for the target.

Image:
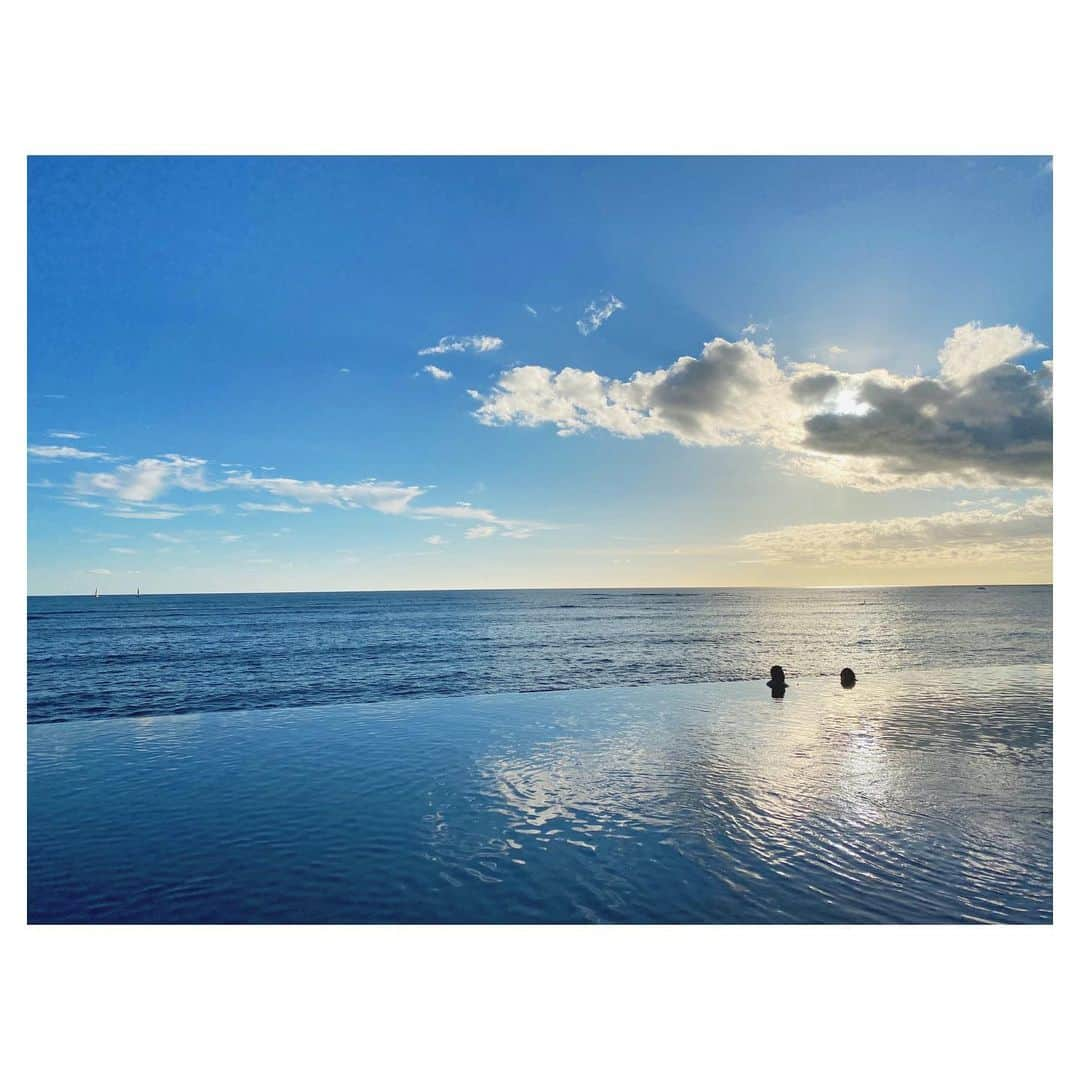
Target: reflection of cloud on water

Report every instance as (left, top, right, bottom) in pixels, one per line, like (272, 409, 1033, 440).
(468, 666, 1051, 921)
(484, 727, 681, 842)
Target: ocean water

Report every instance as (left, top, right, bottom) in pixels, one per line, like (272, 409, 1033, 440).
(29, 664, 1052, 923)
(27, 586, 1051, 725)
(26, 587, 1053, 923)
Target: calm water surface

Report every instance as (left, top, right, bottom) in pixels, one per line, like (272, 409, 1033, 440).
(29, 664, 1052, 923)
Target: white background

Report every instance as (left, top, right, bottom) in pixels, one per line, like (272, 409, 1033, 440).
(2, 3, 1072, 1077)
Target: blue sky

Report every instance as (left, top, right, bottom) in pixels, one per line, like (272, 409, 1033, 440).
(28, 156, 1052, 594)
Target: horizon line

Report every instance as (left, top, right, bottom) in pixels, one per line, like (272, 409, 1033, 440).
(26, 581, 1054, 599)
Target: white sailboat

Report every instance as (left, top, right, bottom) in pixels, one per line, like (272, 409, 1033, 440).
(93, 586, 100, 599)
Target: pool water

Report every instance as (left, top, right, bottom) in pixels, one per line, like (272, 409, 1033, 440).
(28, 664, 1052, 923)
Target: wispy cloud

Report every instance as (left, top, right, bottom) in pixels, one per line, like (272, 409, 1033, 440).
(465, 525, 497, 540)
(47, 444, 553, 544)
(226, 471, 548, 538)
(424, 534, 447, 545)
(827, 344, 848, 356)
(228, 474, 423, 514)
(524, 304, 538, 318)
(105, 506, 186, 520)
(238, 502, 313, 514)
(409, 501, 548, 540)
(418, 334, 503, 356)
(108, 547, 137, 555)
(577, 294, 624, 336)
(29, 445, 114, 461)
(740, 320, 770, 336)
(47, 430, 85, 440)
(88, 568, 112, 575)
(150, 532, 185, 544)
(72, 454, 216, 502)
(421, 364, 453, 381)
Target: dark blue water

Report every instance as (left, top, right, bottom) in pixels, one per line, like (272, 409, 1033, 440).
(27, 586, 1052, 725)
(28, 665, 1052, 923)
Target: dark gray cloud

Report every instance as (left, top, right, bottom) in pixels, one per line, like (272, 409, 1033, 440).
(801, 362, 1052, 487)
(790, 371, 841, 403)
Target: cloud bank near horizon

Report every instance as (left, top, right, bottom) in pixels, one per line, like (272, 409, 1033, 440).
(738, 495, 1052, 567)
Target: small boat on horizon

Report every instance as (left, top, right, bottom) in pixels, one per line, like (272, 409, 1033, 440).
(93, 586, 100, 599)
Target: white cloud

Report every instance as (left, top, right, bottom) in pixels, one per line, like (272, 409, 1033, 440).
(57, 446, 552, 543)
(150, 532, 185, 544)
(424, 534, 447, 545)
(228, 473, 423, 514)
(73, 454, 216, 502)
(740, 320, 770, 336)
(47, 430, 85, 440)
(29, 445, 113, 461)
(88, 568, 112, 575)
(108, 547, 137, 555)
(421, 364, 453, 381)
(827, 344, 848, 356)
(471, 324, 1052, 491)
(577, 294, 624, 335)
(937, 321, 1045, 384)
(104, 506, 185, 520)
(465, 525, 497, 540)
(339, 367, 351, 374)
(418, 334, 503, 356)
(524, 304, 538, 317)
(471, 337, 798, 447)
(238, 502, 313, 514)
(740, 496, 1052, 566)
(408, 500, 548, 539)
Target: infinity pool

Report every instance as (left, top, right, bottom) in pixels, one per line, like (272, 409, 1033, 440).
(28, 664, 1052, 923)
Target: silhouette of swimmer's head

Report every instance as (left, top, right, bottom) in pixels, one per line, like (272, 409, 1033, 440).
(767, 665, 788, 697)
(840, 667, 857, 688)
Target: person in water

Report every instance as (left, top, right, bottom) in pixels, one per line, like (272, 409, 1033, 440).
(840, 667, 857, 689)
(767, 664, 788, 698)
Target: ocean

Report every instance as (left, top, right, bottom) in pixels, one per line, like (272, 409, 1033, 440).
(27, 586, 1053, 923)
(27, 586, 1052, 725)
